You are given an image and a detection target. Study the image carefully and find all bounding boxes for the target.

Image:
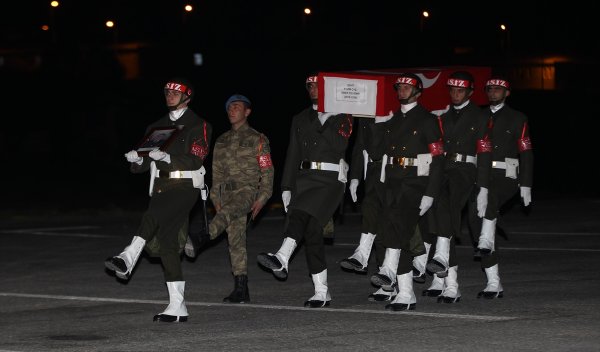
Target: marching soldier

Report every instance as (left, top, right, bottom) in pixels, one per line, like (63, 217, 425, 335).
(105, 77, 212, 322)
(195, 94, 274, 303)
(257, 73, 353, 308)
(339, 109, 394, 301)
(423, 71, 493, 303)
(472, 76, 533, 299)
(370, 73, 445, 311)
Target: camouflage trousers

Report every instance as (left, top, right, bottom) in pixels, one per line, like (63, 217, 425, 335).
(209, 187, 255, 276)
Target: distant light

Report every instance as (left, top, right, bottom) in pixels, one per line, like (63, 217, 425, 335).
(184, 4, 193, 12)
(50, 1, 59, 8)
(41, 25, 49, 31)
(193, 53, 203, 66)
(304, 8, 311, 15)
(422, 11, 429, 18)
(500, 24, 507, 31)
(106, 20, 115, 28)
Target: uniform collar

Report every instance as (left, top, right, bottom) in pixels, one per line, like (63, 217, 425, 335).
(169, 107, 188, 121)
(490, 102, 505, 113)
(401, 102, 417, 114)
(232, 121, 250, 133)
(453, 100, 470, 111)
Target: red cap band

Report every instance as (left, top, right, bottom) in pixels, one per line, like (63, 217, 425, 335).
(395, 77, 418, 87)
(485, 79, 510, 89)
(447, 78, 472, 88)
(165, 82, 191, 95)
(306, 76, 318, 84)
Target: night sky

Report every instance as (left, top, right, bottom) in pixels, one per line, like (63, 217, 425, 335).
(1, 1, 599, 211)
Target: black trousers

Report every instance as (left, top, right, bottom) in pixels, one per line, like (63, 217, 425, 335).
(284, 209, 327, 274)
(361, 169, 387, 266)
(467, 170, 519, 269)
(138, 186, 199, 281)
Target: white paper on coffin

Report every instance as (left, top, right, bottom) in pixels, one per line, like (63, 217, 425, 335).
(323, 77, 378, 116)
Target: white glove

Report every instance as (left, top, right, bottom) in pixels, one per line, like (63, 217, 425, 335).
(419, 196, 434, 216)
(477, 187, 488, 218)
(282, 191, 291, 212)
(349, 179, 359, 203)
(124, 150, 143, 164)
(374, 110, 394, 123)
(149, 149, 171, 164)
(520, 186, 531, 206)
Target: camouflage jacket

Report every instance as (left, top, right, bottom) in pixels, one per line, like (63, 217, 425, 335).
(210, 122, 274, 206)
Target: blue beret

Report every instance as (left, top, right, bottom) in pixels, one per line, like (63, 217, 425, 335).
(225, 94, 251, 111)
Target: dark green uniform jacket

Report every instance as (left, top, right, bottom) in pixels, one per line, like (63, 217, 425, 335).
(281, 107, 353, 226)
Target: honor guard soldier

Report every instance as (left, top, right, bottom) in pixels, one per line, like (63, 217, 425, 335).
(472, 77, 533, 299)
(191, 94, 274, 304)
(370, 73, 445, 311)
(257, 73, 353, 308)
(105, 77, 212, 322)
(422, 71, 493, 303)
(339, 108, 394, 300)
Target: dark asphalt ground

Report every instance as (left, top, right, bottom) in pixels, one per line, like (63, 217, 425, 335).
(1, 196, 599, 351)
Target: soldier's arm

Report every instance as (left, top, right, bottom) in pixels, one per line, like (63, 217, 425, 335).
(517, 114, 534, 188)
(256, 134, 274, 205)
(348, 117, 366, 181)
(475, 113, 493, 189)
(163, 120, 211, 171)
(423, 115, 445, 199)
(320, 114, 353, 150)
(210, 136, 225, 207)
(281, 117, 300, 192)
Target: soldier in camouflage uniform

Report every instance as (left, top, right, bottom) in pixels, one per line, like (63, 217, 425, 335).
(208, 94, 274, 303)
(257, 74, 353, 308)
(105, 77, 211, 322)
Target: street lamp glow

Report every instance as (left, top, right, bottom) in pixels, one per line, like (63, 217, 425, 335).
(184, 5, 193, 12)
(500, 24, 507, 31)
(41, 25, 49, 31)
(105, 20, 115, 28)
(422, 11, 429, 18)
(304, 8, 311, 15)
(50, 1, 59, 8)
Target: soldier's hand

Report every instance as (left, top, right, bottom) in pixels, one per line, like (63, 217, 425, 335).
(282, 191, 291, 212)
(419, 196, 434, 216)
(149, 149, 171, 163)
(125, 150, 143, 164)
(477, 187, 488, 218)
(251, 200, 264, 219)
(349, 179, 359, 203)
(520, 186, 531, 207)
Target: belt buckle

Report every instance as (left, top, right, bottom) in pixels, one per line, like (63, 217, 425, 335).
(316, 161, 322, 170)
(492, 161, 498, 167)
(172, 171, 181, 178)
(399, 157, 406, 168)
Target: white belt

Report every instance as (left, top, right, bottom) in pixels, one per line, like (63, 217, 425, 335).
(492, 161, 506, 169)
(448, 153, 476, 164)
(156, 170, 194, 178)
(299, 161, 339, 172)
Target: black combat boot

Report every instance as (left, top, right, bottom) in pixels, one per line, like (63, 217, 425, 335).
(223, 275, 250, 303)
